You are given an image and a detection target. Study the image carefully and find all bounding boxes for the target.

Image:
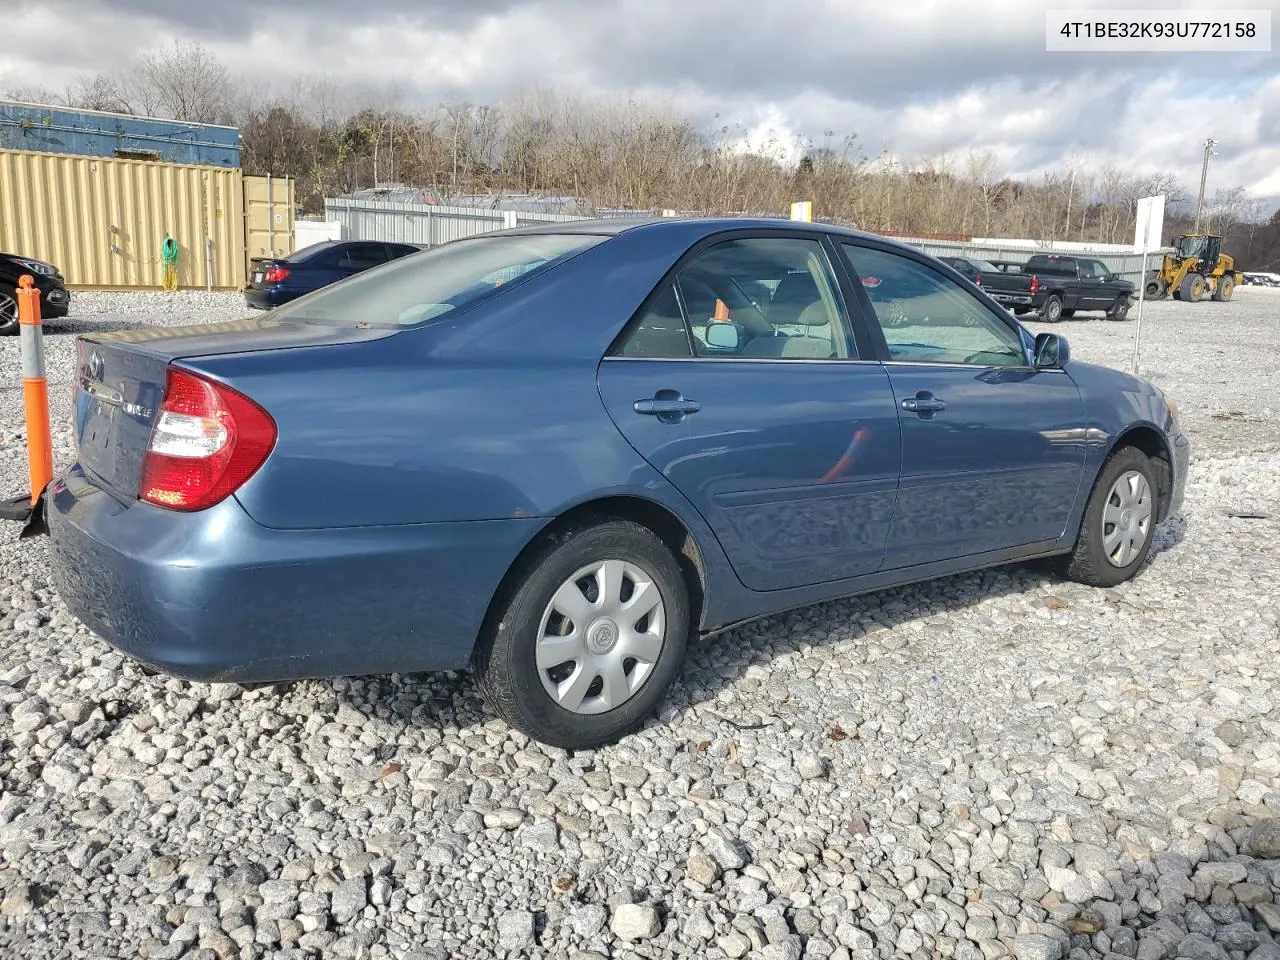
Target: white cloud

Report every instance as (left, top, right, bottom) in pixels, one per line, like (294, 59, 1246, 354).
(1, 0, 1276, 208)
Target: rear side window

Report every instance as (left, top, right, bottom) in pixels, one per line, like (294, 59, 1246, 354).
(272, 234, 606, 327)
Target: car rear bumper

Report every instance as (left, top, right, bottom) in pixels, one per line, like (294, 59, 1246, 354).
(985, 290, 1033, 306)
(47, 464, 542, 682)
(243, 287, 294, 310)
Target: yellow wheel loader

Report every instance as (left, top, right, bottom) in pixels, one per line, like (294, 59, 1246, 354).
(1143, 234, 1242, 303)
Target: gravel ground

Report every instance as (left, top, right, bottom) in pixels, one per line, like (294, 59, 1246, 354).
(0, 289, 1278, 960)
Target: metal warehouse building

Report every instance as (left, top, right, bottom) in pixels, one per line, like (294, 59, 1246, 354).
(0, 101, 294, 290)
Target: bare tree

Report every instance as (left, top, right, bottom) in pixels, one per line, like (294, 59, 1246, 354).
(127, 41, 234, 124)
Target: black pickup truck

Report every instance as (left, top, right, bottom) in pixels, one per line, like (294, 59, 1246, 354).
(977, 253, 1136, 321)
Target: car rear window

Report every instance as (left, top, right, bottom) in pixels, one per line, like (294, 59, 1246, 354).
(272, 233, 607, 327)
(284, 242, 337, 263)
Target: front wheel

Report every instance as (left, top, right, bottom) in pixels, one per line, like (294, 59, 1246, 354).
(1061, 447, 1158, 588)
(1106, 297, 1131, 321)
(473, 520, 690, 749)
(0, 292, 18, 336)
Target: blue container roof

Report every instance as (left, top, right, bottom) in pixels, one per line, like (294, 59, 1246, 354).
(0, 101, 240, 168)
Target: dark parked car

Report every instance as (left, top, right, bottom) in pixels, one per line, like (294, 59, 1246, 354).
(47, 218, 1187, 748)
(977, 254, 1136, 321)
(244, 240, 421, 310)
(937, 256, 1001, 285)
(1, 251, 71, 334)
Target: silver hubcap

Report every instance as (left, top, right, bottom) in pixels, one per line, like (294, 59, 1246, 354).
(536, 559, 666, 715)
(1102, 470, 1153, 567)
(0, 294, 16, 324)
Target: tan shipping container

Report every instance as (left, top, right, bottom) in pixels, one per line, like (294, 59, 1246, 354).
(0, 147, 246, 290)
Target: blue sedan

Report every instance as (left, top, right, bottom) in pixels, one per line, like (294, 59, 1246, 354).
(244, 240, 421, 310)
(48, 218, 1188, 748)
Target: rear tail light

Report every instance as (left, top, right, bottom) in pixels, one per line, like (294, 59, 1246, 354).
(974, 274, 982, 286)
(264, 266, 290, 283)
(140, 368, 277, 511)
(1030, 275, 1040, 295)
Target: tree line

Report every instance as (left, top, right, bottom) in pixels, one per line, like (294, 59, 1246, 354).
(7, 41, 1278, 269)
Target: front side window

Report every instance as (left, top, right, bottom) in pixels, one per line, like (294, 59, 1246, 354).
(273, 233, 606, 327)
(840, 243, 1027, 367)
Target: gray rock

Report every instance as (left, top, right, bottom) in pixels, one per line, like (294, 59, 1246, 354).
(483, 809, 525, 830)
(760, 937, 803, 960)
(703, 830, 748, 871)
(686, 852, 722, 886)
(1175, 933, 1226, 960)
(1242, 821, 1280, 858)
(611, 903, 661, 941)
(0, 885, 34, 917)
(1014, 933, 1063, 960)
(718, 932, 751, 959)
(611, 764, 650, 788)
(795, 752, 826, 780)
(571, 904, 607, 939)
(330, 878, 367, 924)
(497, 910, 536, 952)
(41, 762, 81, 794)
(1254, 903, 1280, 934)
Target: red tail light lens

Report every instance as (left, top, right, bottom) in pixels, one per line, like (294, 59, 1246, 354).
(1030, 275, 1040, 295)
(140, 368, 277, 511)
(264, 266, 290, 283)
(974, 274, 982, 286)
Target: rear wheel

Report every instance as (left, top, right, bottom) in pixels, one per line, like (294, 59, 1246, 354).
(1212, 275, 1234, 301)
(1178, 273, 1207, 302)
(1106, 297, 1131, 321)
(0, 292, 17, 336)
(1061, 447, 1158, 587)
(473, 520, 690, 749)
(1041, 295, 1063, 323)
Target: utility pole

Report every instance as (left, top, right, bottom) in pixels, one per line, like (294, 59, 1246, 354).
(1193, 137, 1217, 234)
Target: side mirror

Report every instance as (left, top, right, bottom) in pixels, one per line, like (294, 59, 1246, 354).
(1033, 332, 1069, 369)
(704, 320, 745, 353)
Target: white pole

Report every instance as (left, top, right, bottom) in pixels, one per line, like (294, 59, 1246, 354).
(1131, 248, 1149, 375)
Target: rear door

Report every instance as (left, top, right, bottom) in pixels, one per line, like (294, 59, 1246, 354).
(836, 241, 1086, 570)
(598, 232, 902, 591)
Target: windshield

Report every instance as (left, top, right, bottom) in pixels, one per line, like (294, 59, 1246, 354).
(272, 233, 607, 327)
(1177, 236, 1208, 259)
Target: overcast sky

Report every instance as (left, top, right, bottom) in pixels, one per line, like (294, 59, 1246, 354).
(3, 0, 1278, 207)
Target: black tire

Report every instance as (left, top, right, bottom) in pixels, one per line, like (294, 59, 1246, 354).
(0, 292, 18, 336)
(1060, 308, 1076, 318)
(1178, 274, 1206, 302)
(1061, 447, 1158, 588)
(1212, 275, 1234, 302)
(1144, 279, 1167, 300)
(1041, 295, 1063, 323)
(1105, 297, 1131, 321)
(473, 520, 690, 750)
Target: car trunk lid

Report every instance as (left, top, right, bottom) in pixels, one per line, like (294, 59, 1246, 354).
(72, 314, 397, 503)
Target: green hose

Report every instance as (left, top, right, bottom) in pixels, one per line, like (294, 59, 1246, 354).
(161, 235, 179, 291)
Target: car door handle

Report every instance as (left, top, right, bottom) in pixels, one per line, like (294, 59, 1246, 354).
(901, 395, 946, 414)
(634, 397, 701, 417)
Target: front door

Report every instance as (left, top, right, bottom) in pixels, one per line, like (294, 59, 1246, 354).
(599, 234, 903, 591)
(837, 241, 1087, 570)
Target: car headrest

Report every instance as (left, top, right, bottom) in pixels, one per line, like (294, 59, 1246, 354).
(768, 272, 826, 326)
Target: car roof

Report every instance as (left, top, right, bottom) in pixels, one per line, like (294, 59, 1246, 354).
(498, 215, 915, 249)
